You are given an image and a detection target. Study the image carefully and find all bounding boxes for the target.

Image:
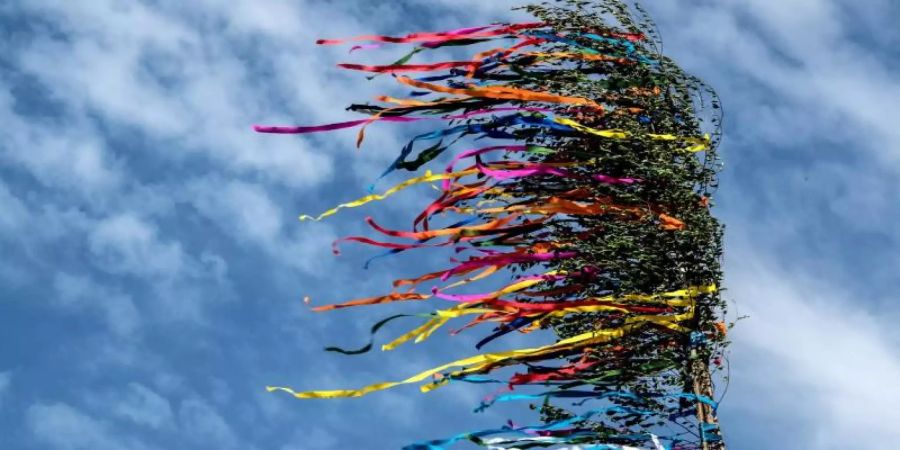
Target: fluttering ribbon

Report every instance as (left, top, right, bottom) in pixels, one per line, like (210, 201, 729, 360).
(395, 76, 606, 110)
(266, 294, 698, 398)
(258, 12, 726, 450)
(316, 23, 546, 46)
(401, 406, 658, 450)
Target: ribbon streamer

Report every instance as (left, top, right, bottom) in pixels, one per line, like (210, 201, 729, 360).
(259, 12, 727, 450)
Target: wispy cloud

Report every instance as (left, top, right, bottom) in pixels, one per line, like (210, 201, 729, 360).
(726, 241, 900, 448)
(178, 397, 240, 449)
(27, 402, 155, 450)
(641, 1, 900, 448)
(0, 371, 10, 407)
(184, 177, 339, 274)
(9, 0, 331, 189)
(53, 272, 142, 338)
(107, 383, 175, 430)
(88, 215, 191, 281)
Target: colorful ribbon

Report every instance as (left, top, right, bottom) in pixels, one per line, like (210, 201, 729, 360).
(258, 11, 726, 450)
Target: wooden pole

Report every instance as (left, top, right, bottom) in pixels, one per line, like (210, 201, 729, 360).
(692, 357, 725, 450)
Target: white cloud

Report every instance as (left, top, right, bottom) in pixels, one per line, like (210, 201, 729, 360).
(0, 180, 97, 247)
(0, 179, 98, 288)
(182, 0, 305, 38)
(401, 0, 524, 22)
(636, 2, 900, 447)
(187, 179, 282, 245)
(27, 402, 153, 450)
(184, 177, 339, 274)
(110, 383, 174, 429)
(178, 398, 238, 449)
(280, 428, 338, 450)
(83, 213, 235, 324)
(53, 272, 142, 338)
(648, 1, 900, 163)
(0, 181, 28, 235)
(725, 240, 900, 449)
(88, 214, 188, 280)
(0, 371, 10, 407)
(0, 83, 124, 197)
(10, 0, 334, 190)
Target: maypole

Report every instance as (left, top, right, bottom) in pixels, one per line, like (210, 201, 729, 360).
(257, 1, 728, 448)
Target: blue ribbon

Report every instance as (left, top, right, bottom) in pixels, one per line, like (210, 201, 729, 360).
(402, 406, 653, 450)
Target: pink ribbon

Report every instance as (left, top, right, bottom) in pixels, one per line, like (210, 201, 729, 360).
(253, 108, 550, 135)
(476, 160, 641, 185)
(440, 251, 578, 281)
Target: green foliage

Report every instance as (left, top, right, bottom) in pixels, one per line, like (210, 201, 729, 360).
(497, 0, 728, 437)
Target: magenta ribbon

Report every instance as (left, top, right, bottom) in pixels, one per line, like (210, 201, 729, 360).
(442, 145, 529, 190)
(431, 272, 573, 303)
(253, 108, 551, 135)
(440, 251, 578, 281)
(475, 160, 641, 185)
(252, 116, 416, 134)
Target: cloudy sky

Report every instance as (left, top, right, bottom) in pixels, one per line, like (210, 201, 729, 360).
(1, 0, 899, 449)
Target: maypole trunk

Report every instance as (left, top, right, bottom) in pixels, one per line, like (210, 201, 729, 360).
(693, 358, 725, 450)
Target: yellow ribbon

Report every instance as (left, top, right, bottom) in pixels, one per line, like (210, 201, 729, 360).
(267, 286, 715, 399)
(440, 265, 501, 290)
(299, 169, 478, 221)
(297, 157, 594, 222)
(267, 323, 639, 399)
(425, 299, 703, 390)
(553, 117, 711, 152)
(381, 284, 713, 351)
(524, 51, 628, 63)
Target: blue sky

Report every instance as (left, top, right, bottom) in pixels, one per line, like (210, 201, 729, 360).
(1, 0, 899, 449)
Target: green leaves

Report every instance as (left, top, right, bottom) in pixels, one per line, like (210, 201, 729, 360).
(508, 0, 727, 444)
